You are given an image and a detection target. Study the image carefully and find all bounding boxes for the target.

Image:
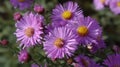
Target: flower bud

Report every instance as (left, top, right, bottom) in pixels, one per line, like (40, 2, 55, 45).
(14, 12, 22, 21)
(18, 50, 31, 63)
(31, 63, 39, 67)
(0, 39, 9, 46)
(113, 45, 120, 53)
(34, 4, 44, 14)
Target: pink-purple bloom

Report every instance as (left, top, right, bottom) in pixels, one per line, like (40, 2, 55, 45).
(10, 0, 34, 10)
(109, 0, 120, 14)
(43, 27, 78, 59)
(14, 12, 44, 48)
(93, 0, 110, 10)
(103, 54, 120, 67)
(51, 1, 83, 27)
(18, 50, 30, 63)
(74, 55, 100, 67)
(69, 16, 102, 46)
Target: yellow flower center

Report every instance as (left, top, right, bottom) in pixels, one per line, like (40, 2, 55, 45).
(100, 0, 105, 4)
(62, 10, 72, 20)
(25, 27, 34, 37)
(77, 26, 88, 36)
(117, 2, 120, 7)
(18, 0, 25, 2)
(54, 38, 64, 48)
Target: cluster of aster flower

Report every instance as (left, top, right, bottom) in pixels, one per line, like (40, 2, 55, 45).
(10, 0, 120, 67)
(94, 0, 120, 14)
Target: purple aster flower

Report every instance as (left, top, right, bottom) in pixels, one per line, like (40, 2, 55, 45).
(74, 55, 100, 67)
(10, 0, 34, 10)
(103, 54, 120, 67)
(18, 50, 31, 63)
(109, 0, 120, 14)
(14, 12, 44, 48)
(43, 27, 78, 59)
(68, 16, 102, 46)
(93, 0, 110, 10)
(51, 1, 83, 27)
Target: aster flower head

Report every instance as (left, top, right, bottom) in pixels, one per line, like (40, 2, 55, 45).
(10, 0, 34, 10)
(43, 27, 78, 59)
(51, 1, 83, 27)
(69, 16, 102, 46)
(14, 12, 44, 49)
(93, 0, 110, 10)
(103, 54, 120, 67)
(18, 50, 31, 63)
(74, 55, 100, 67)
(109, 0, 120, 14)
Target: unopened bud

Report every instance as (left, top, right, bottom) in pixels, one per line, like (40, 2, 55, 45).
(14, 12, 22, 21)
(18, 50, 31, 63)
(34, 4, 44, 14)
(0, 39, 9, 46)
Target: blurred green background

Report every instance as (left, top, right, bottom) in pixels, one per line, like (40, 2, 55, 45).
(0, 0, 120, 67)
